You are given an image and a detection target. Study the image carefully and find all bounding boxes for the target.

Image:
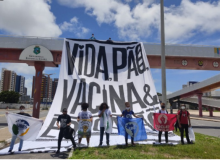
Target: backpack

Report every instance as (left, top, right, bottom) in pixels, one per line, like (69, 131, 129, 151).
(63, 126, 75, 139)
(159, 110, 168, 114)
(179, 110, 189, 121)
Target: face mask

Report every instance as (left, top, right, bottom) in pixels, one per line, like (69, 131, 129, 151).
(161, 106, 165, 109)
(20, 109, 24, 113)
(126, 107, 130, 110)
(181, 106, 185, 110)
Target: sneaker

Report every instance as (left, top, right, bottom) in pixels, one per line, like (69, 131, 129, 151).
(98, 144, 102, 147)
(56, 150, 60, 154)
(125, 143, 128, 146)
(188, 141, 194, 144)
(18, 149, 21, 151)
(8, 150, 12, 153)
(87, 143, 89, 147)
(107, 143, 110, 146)
(132, 143, 136, 146)
(181, 142, 184, 145)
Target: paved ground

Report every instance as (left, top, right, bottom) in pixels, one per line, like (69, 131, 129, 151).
(191, 119, 220, 138)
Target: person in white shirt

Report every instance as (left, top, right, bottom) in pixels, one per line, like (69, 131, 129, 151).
(77, 103, 93, 147)
(98, 103, 112, 146)
(157, 103, 169, 143)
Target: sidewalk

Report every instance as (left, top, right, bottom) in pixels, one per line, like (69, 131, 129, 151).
(173, 109, 220, 122)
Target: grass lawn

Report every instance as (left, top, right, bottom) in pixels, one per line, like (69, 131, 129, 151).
(70, 131, 220, 159)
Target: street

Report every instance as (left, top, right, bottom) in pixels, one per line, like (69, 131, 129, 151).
(191, 119, 220, 138)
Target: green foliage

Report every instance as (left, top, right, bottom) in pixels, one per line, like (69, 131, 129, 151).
(157, 92, 162, 96)
(70, 132, 220, 159)
(0, 91, 20, 103)
(12, 124, 18, 135)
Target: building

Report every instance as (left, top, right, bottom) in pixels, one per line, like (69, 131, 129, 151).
(20, 95, 30, 103)
(32, 74, 53, 102)
(52, 78, 58, 100)
(24, 87, 27, 95)
(0, 68, 17, 92)
(15, 75, 25, 95)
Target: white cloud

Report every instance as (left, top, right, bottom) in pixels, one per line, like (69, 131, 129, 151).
(0, 63, 35, 76)
(25, 78, 34, 96)
(58, 0, 220, 42)
(0, 0, 62, 37)
(167, 91, 172, 95)
(60, 17, 89, 38)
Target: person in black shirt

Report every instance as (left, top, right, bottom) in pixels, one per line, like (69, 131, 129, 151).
(56, 108, 76, 154)
(106, 38, 113, 43)
(7, 105, 31, 152)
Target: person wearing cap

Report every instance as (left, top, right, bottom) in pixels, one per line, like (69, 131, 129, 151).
(90, 34, 96, 40)
(157, 103, 169, 143)
(177, 104, 193, 144)
(56, 108, 76, 154)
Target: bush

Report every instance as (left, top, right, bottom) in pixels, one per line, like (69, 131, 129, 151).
(0, 91, 20, 103)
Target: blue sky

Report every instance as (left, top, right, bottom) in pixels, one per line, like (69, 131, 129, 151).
(0, 0, 220, 95)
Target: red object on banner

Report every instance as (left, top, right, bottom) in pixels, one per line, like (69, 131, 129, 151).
(153, 113, 177, 131)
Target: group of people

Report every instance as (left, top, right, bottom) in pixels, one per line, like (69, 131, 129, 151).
(6, 102, 193, 154)
(89, 33, 113, 43)
(56, 102, 140, 153)
(159, 103, 193, 145)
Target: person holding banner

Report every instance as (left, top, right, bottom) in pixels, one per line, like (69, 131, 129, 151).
(6, 105, 31, 152)
(178, 104, 193, 145)
(120, 102, 141, 146)
(77, 103, 93, 147)
(56, 108, 76, 154)
(157, 103, 169, 143)
(89, 33, 96, 40)
(98, 103, 112, 146)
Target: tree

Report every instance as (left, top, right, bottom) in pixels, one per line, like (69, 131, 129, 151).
(157, 92, 162, 96)
(0, 91, 20, 103)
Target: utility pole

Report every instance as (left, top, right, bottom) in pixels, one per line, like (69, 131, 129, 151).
(160, 0, 167, 108)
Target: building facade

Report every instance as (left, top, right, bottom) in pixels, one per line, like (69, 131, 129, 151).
(0, 68, 17, 92)
(15, 75, 25, 95)
(32, 74, 54, 102)
(24, 87, 27, 95)
(52, 78, 58, 100)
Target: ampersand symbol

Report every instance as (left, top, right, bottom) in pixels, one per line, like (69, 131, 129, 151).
(143, 84, 159, 106)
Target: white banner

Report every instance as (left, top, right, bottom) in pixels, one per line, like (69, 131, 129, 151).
(37, 39, 161, 140)
(6, 113, 43, 141)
